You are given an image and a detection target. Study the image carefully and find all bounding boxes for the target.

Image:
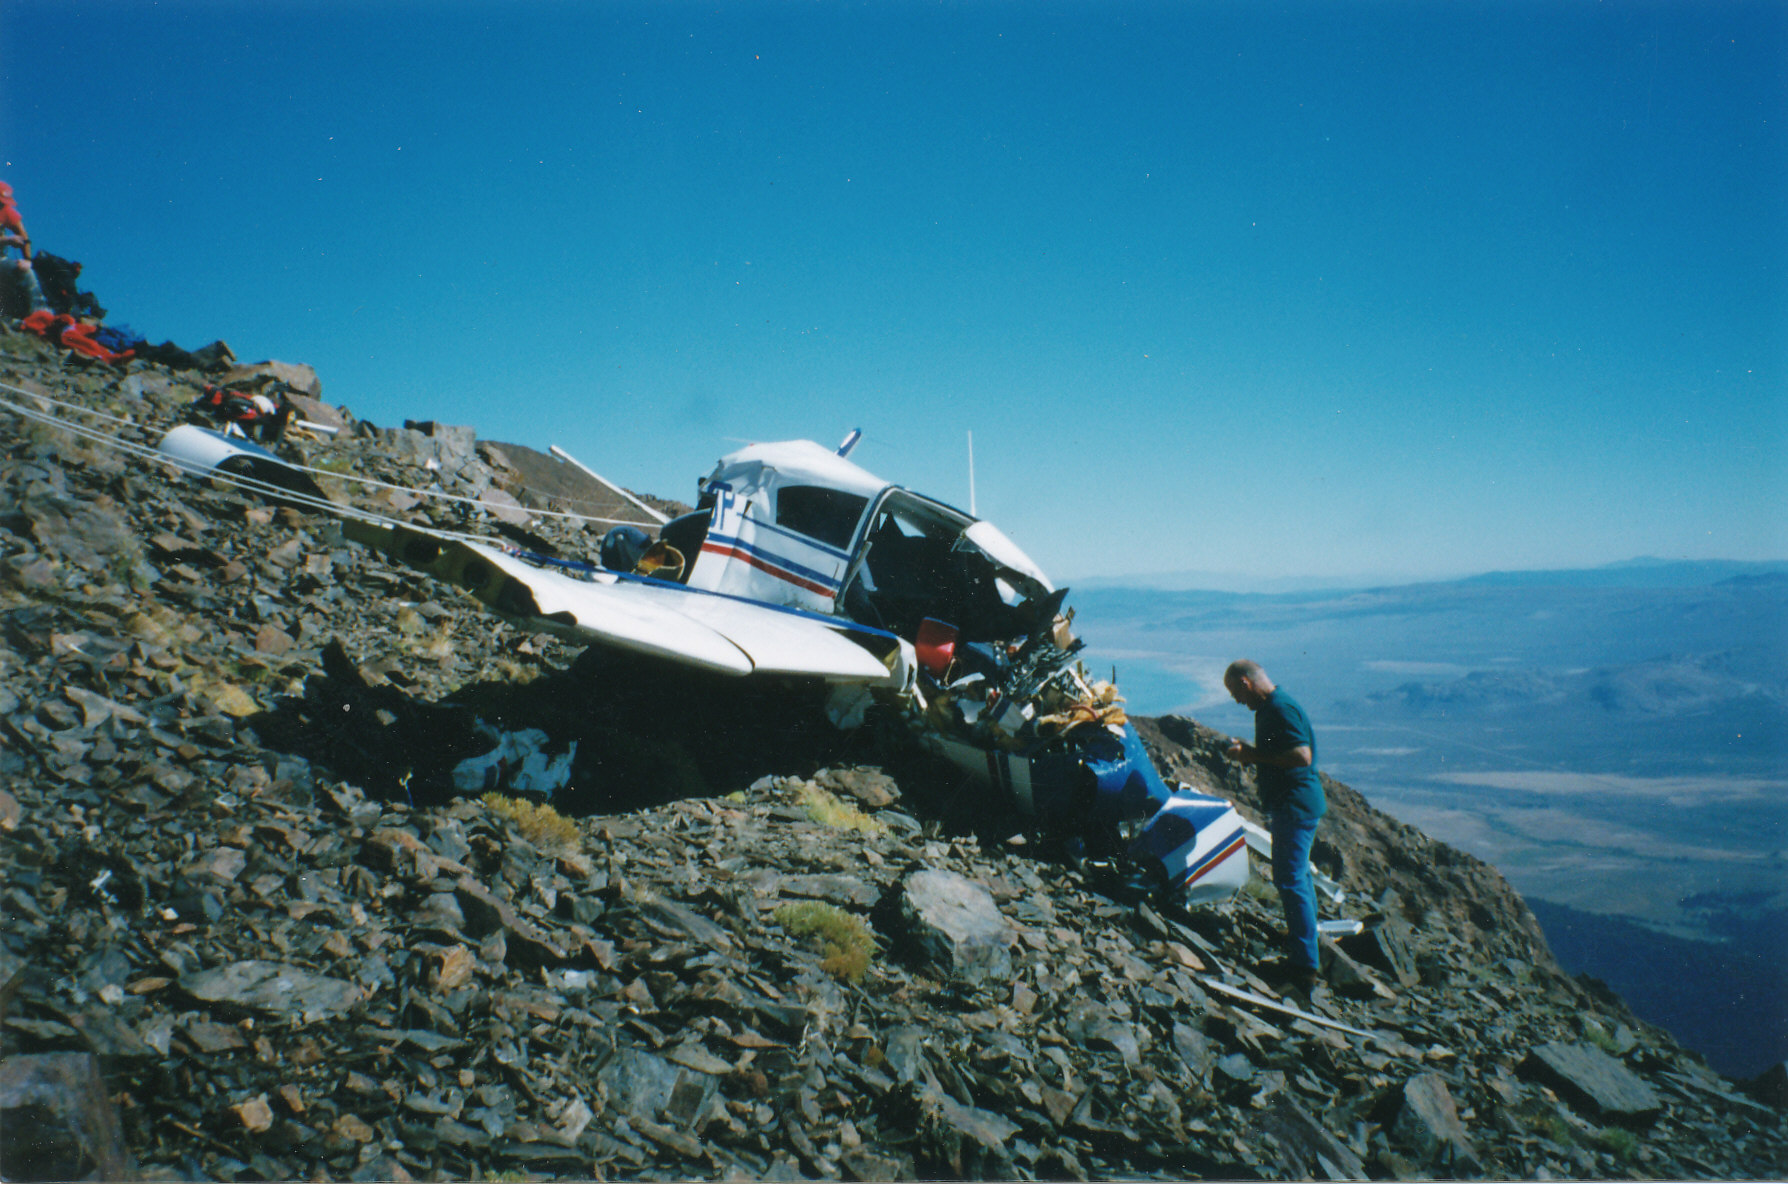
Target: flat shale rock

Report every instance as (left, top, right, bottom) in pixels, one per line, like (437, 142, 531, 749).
(287, 392, 348, 429)
(1260, 1095, 1367, 1181)
(597, 1047, 716, 1128)
(1063, 1004, 1143, 1068)
(884, 868, 1014, 986)
(1322, 936, 1395, 1000)
(1170, 1020, 1215, 1081)
(179, 960, 362, 1024)
(1521, 1040, 1664, 1126)
(0, 948, 24, 1018)
(453, 876, 569, 962)
(888, 1083, 1021, 1179)
(776, 872, 880, 909)
(841, 1145, 917, 1181)
(475, 486, 532, 526)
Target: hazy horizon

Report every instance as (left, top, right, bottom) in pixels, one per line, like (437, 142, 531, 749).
(1057, 554, 1788, 592)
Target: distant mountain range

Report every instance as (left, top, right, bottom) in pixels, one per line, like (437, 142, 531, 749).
(1456, 558, 1788, 589)
(1070, 557, 1788, 596)
(1361, 651, 1785, 723)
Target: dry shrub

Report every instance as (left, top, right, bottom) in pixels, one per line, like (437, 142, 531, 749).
(773, 901, 876, 983)
(482, 793, 581, 852)
(491, 657, 542, 684)
(793, 782, 886, 836)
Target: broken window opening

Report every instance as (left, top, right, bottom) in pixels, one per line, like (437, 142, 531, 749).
(838, 491, 1051, 645)
(774, 484, 869, 552)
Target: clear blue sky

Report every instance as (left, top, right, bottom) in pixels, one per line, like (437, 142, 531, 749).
(4, 0, 1783, 585)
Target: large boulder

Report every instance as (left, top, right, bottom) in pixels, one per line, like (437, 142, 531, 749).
(385, 419, 480, 474)
(1520, 1041, 1663, 1127)
(287, 392, 350, 430)
(223, 359, 321, 397)
(1388, 1073, 1481, 1171)
(1338, 900, 1421, 988)
(883, 869, 1014, 987)
(0, 1053, 132, 1181)
(815, 766, 900, 808)
(596, 1047, 717, 1130)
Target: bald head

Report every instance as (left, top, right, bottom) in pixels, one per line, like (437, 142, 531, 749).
(1224, 659, 1275, 709)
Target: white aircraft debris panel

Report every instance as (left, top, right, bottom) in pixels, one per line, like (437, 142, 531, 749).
(343, 524, 907, 685)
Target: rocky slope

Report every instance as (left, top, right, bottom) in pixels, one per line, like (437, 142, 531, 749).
(1, 323, 1784, 1181)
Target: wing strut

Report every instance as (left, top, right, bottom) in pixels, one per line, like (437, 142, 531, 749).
(549, 444, 668, 524)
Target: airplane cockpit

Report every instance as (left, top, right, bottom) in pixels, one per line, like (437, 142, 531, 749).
(837, 490, 1053, 646)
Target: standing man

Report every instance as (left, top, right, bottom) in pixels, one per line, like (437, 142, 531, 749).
(0, 181, 50, 317)
(1222, 659, 1327, 992)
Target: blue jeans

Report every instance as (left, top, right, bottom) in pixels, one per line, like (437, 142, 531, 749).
(1270, 811, 1321, 971)
(0, 259, 47, 318)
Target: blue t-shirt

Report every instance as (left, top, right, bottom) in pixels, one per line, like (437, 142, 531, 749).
(1256, 688, 1326, 820)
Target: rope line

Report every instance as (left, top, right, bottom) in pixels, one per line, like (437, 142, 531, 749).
(0, 378, 661, 531)
(0, 380, 148, 432)
(1, 388, 503, 547)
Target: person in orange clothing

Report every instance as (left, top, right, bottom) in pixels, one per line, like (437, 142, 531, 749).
(0, 181, 28, 243)
(0, 181, 50, 318)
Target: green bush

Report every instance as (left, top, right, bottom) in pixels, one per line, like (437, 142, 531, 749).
(1595, 1127, 1638, 1159)
(774, 901, 876, 982)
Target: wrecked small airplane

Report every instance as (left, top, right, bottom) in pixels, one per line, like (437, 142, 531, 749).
(159, 427, 1255, 903)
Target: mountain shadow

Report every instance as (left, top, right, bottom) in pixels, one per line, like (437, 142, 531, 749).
(1529, 896, 1788, 1080)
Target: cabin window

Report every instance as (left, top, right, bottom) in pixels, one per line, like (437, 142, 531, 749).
(775, 485, 867, 550)
(838, 492, 1050, 644)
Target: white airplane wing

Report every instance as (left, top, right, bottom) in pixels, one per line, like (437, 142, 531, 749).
(344, 523, 905, 685)
(659, 590, 902, 681)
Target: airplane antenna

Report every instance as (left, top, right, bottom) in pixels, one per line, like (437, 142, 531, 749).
(836, 428, 862, 458)
(549, 444, 669, 524)
(967, 430, 977, 517)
